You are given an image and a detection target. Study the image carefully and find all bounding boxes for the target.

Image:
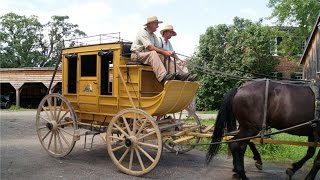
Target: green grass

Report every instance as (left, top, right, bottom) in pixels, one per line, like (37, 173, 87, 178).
(194, 118, 314, 164)
(199, 118, 215, 126)
(197, 110, 218, 114)
(0, 105, 33, 111)
(245, 133, 312, 164)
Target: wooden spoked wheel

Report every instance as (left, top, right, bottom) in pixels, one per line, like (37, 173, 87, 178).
(36, 93, 78, 157)
(163, 108, 201, 154)
(106, 108, 162, 176)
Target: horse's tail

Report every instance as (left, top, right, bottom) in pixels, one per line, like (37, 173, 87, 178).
(206, 88, 238, 165)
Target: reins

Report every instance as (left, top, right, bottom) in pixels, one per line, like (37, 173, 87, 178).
(186, 119, 320, 146)
(175, 52, 313, 83)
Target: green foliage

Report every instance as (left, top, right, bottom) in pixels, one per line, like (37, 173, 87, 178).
(189, 17, 278, 110)
(267, 0, 320, 57)
(0, 13, 43, 68)
(40, 15, 86, 67)
(0, 13, 86, 68)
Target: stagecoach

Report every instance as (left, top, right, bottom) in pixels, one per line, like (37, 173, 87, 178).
(36, 34, 204, 176)
(36, 34, 320, 179)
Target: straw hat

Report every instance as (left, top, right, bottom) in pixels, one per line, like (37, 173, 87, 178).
(144, 16, 163, 26)
(160, 25, 177, 36)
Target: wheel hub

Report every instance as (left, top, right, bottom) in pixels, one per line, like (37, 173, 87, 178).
(125, 136, 137, 148)
(46, 123, 52, 130)
(125, 139, 132, 147)
(46, 121, 58, 131)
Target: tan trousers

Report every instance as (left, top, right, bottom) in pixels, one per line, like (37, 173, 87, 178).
(164, 57, 189, 74)
(131, 51, 167, 82)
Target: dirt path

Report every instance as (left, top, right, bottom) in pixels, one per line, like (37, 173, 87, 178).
(0, 110, 318, 180)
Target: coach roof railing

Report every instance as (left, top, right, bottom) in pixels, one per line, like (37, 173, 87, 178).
(64, 32, 131, 47)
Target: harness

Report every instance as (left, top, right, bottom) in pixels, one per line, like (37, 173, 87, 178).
(260, 79, 269, 143)
(159, 37, 177, 74)
(259, 79, 320, 146)
(159, 37, 164, 48)
(311, 81, 320, 145)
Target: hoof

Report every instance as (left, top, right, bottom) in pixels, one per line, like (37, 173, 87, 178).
(305, 173, 315, 180)
(232, 173, 249, 180)
(255, 162, 263, 170)
(285, 168, 294, 180)
(232, 173, 241, 180)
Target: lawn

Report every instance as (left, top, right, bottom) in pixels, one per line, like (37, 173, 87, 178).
(193, 117, 316, 165)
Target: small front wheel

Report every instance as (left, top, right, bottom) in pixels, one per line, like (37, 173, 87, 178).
(162, 108, 201, 153)
(36, 93, 78, 157)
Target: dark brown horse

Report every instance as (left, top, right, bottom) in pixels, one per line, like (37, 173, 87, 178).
(206, 80, 320, 180)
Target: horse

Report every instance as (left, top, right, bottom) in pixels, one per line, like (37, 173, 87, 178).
(206, 79, 320, 180)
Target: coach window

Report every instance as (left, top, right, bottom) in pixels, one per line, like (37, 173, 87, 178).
(99, 50, 113, 95)
(81, 55, 97, 77)
(65, 53, 77, 94)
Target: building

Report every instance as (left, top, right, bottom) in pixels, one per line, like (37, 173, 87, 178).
(0, 68, 61, 108)
(300, 14, 320, 80)
(271, 26, 304, 80)
(274, 56, 301, 80)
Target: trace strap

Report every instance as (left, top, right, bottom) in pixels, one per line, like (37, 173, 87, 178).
(261, 79, 269, 144)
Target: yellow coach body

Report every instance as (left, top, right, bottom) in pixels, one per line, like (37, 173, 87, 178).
(61, 42, 199, 123)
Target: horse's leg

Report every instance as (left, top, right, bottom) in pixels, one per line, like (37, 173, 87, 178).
(239, 140, 249, 171)
(305, 148, 320, 180)
(229, 135, 250, 180)
(229, 141, 248, 180)
(248, 142, 263, 170)
(286, 136, 316, 180)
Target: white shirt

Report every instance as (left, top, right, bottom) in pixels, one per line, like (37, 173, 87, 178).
(131, 28, 160, 52)
(159, 37, 174, 51)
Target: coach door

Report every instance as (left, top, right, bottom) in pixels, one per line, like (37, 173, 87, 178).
(78, 54, 99, 112)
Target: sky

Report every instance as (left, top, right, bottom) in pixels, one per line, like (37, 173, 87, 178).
(0, 0, 274, 57)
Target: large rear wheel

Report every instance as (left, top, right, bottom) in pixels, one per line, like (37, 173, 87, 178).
(106, 108, 162, 176)
(36, 93, 78, 157)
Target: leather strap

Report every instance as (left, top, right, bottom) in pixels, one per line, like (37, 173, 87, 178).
(260, 79, 269, 143)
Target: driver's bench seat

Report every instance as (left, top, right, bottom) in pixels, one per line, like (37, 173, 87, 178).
(121, 43, 147, 65)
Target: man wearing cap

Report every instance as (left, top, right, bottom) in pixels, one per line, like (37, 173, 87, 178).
(159, 25, 198, 81)
(130, 16, 180, 83)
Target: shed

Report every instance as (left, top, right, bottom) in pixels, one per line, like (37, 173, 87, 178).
(0, 68, 61, 108)
(300, 14, 320, 80)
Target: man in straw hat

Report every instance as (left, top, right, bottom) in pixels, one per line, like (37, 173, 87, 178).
(131, 16, 189, 83)
(159, 25, 198, 81)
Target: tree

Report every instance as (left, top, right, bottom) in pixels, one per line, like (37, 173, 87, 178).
(0, 13, 43, 68)
(267, 0, 320, 57)
(189, 17, 278, 110)
(0, 13, 86, 68)
(39, 15, 86, 67)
